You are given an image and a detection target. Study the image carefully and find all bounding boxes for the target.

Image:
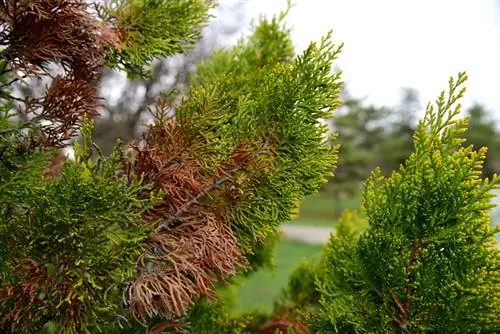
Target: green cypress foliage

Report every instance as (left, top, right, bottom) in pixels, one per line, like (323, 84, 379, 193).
(0, 120, 159, 333)
(0, 1, 342, 332)
(179, 15, 342, 263)
(312, 72, 500, 333)
(102, 0, 214, 77)
(118, 11, 342, 331)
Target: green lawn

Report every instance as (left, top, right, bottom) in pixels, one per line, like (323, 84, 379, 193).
(285, 191, 361, 227)
(232, 190, 500, 317)
(290, 217, 337, 228)
(231, 192, 361, 315)
(232, 241, 323, 315)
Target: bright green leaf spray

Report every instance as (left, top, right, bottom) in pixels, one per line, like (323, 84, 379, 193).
(312, 72, 500, 333)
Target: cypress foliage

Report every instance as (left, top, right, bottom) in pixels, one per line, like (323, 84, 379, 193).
(0, 1, 341, 332)
(120, 9, 342, 332)
(4, 1, 497, 333)
(0, 121, 158, 333)
(310, 73, 500, 333)
(100, 0, 214, 78)
(253, 73, 500, 334)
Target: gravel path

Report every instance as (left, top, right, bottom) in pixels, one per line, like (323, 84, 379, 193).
(282, 190, 500, 247)
(281, 224, 500, 248)
(280, 225, 333, 245)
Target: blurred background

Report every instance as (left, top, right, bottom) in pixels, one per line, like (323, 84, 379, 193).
(23, 0, 500, 317)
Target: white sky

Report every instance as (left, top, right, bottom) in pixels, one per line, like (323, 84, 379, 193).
(236, 0, 500, 120)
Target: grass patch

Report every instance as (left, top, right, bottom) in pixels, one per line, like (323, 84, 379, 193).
(232, 240, 323, 315)
(285, 191, 361, 227)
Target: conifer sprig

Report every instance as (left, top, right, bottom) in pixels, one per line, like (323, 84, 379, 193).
(121, 15, 343, 324)
(101, 0, 214, 78)
(311, 72, 500, 333)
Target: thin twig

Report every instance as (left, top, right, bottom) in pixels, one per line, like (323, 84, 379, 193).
(0, 92, 25, 103)
(389, 289, 407, 322)
(386, 241, 422, 331)
(155, 166, 242, 233)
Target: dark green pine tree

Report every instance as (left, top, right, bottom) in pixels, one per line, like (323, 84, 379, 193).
(377, 88, 419, 175)
(325, 94, 391, 218)
(465, 103, 500, 179)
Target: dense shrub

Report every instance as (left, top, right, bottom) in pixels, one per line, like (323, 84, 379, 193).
(0, 1, 340, 332)
(1, 2, 498, 333)
(263, 73, 500, 334)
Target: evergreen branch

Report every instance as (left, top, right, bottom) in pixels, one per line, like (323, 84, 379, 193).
(378, 291, 405, 331)
(389, 289, 409, 331)
(155, 165, 243, 233)
(155, 129, 275, 233)
(404, 242, 421, 297)
(387, 242, 421, 331)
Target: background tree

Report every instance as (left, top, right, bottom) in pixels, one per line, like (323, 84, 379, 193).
(465, 103, 500, 178)
(323, 93, 390, 218)
(377, 87, 419, 174)
(321, 87, 420, 218)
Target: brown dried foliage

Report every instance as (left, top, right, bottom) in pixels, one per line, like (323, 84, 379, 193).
(0, 259, 52, 333)
(124, 120, 265, 323)
(0, 0, 119, 80)
(0, 0, 121, 147)
(129, 214, 241, 321)
(0, 258, 87, 333)
(39, 75, 101, 147)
